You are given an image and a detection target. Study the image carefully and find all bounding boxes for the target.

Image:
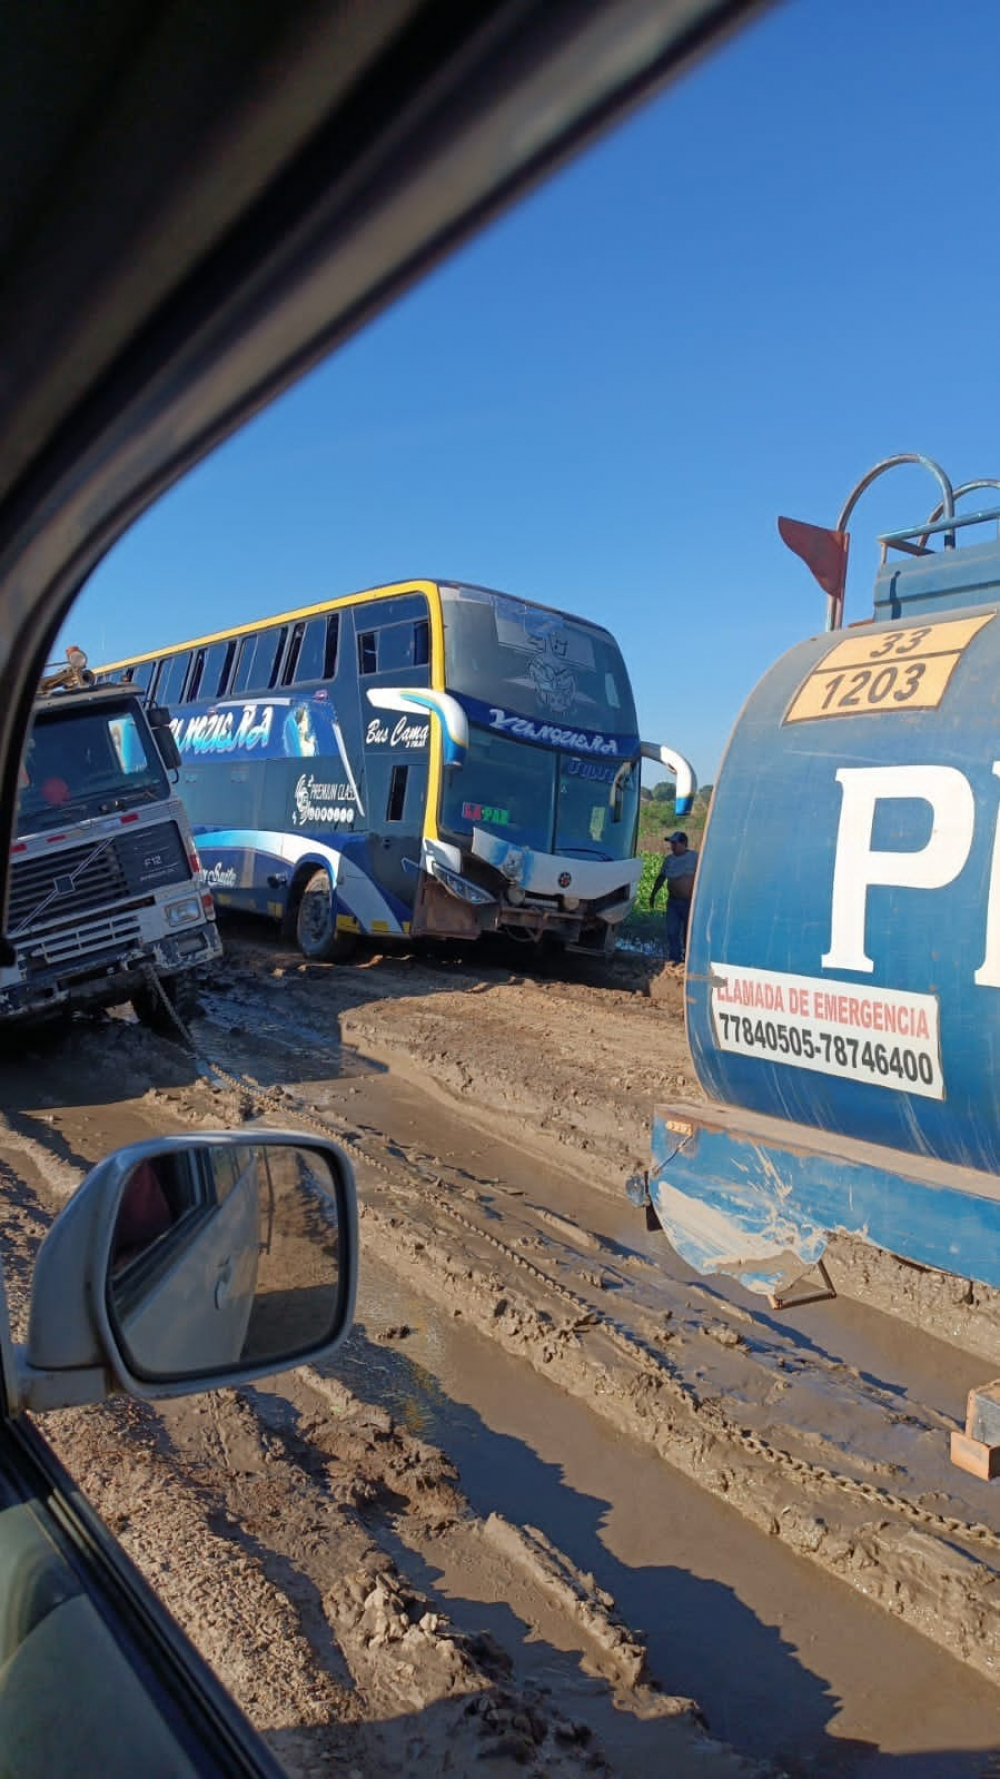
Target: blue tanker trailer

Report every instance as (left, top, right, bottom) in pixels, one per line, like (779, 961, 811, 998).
(629, 454, 1000, 1306)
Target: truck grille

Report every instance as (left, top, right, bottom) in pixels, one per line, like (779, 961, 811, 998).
(20, 912, 144, 974)
(8, 821, 187, 933)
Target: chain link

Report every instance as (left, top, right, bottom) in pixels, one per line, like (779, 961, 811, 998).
(143, 964, 1000, 1561)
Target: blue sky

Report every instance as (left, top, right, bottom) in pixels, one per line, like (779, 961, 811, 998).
(70, 0, 1000, 783)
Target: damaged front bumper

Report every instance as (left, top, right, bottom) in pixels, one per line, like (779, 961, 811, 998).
(414, 831, 641, 947)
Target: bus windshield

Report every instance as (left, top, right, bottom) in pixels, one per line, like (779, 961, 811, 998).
(441, 735, 639, 861)
(439, 583, 638, 736)
(18, 700, 169, 834)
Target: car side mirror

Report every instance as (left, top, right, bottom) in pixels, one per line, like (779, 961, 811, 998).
(18, 1133, 358, 1411)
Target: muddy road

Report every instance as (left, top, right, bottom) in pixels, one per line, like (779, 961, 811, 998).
(3, 923, 1000, 1777)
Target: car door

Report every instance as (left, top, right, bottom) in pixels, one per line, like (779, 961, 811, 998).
(0, 1409, 282, 1779)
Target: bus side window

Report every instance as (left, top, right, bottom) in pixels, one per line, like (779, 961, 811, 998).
(157, 651, 193, 708)
(283, 623, 304, 684)
(129, 662, 155, 693)
(378, 623, 409, 671)
(186, 648, 208, 702)
(324, 614, 340, 678)
(147, 660, 165, 700)
(259, 625, 289, 689)
(188, 640, 231, 702)
(216, 638, 237, 696)
(357, 630, 377, 676)
(387, 765, 408, 822)
(231, 635, 257, 695)
(414, 620, 430, 667)
(283, 616, 328, 687)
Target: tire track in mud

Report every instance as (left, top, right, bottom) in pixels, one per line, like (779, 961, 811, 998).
(196, 938, 1000, 1749)
(0, 1032, 768, 1779)
(5, 943, 1000, 1771)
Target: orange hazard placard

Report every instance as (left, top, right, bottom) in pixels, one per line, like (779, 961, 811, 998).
(784, 612, 994, 724)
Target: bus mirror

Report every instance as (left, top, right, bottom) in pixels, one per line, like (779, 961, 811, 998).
(641, 742, 696, 816)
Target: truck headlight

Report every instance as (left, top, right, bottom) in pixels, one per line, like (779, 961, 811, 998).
(166, 895, 201, 928)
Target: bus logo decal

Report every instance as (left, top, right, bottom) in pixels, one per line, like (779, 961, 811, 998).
(292, 774, 357, 828)
(365, 716, 429, 751)
(487, 706, 620, 756)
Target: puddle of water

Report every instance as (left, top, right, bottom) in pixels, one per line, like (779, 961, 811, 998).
(330, 1253, 1000, 1778)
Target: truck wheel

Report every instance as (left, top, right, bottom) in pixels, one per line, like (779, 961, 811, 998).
(295, 868, 355, 962)
(131, 970, 201, 1035)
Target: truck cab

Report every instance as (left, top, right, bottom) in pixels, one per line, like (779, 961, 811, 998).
(6, 657, 221, 1031)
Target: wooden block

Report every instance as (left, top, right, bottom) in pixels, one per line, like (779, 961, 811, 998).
(965, 1380, 1000, 1446)
(950, 1429, 1000, 1482)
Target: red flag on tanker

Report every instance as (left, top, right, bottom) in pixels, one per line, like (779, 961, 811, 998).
(777, 516, 850, 606)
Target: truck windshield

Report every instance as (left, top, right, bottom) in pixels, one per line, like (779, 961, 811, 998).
(17, 700, 170, 834)
(440, 732, 639, 861)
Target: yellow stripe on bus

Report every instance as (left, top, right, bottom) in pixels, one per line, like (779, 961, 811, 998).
(94, 579, 443, 672)
(424, 584, 447, 844)
(97, 576, 450, 874)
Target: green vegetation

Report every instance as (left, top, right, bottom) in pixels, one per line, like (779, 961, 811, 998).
(619, 850, 667, 949)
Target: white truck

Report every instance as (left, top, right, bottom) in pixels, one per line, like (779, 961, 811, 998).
(3, 653, 221, 1030)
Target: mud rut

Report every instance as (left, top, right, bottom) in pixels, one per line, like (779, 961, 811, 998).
(3, 927, 1000, 1778)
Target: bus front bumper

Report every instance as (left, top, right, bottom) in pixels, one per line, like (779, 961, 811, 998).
(415, 834, 639, 946)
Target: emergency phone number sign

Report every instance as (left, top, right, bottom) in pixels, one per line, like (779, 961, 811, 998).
(783, 612, 994, 724)
(709, 962, 944, 1099)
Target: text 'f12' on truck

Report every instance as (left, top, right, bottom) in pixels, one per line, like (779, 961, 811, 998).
(4, 649, 221, 1030)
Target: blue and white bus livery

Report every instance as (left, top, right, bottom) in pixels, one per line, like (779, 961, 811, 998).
(98, 580, 694, 961)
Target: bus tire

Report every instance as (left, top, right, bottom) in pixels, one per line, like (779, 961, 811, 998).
(132, 969, 200, 1035)
(295, 867, 355, 962)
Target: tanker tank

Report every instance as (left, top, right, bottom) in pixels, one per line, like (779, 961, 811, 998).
(628, 454, 1000, 1304)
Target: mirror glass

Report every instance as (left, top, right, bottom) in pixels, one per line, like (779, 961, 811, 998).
(106, 1142, 343, 1381)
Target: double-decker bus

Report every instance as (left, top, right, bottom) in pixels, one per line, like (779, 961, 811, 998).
(96, 580, 693, 961)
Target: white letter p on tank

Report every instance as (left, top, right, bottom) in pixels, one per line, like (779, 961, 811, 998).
(822, 765, 974, 974)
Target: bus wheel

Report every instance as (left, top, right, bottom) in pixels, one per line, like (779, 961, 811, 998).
(132, 969, 200, 1035)
(295, 867, 355, 962)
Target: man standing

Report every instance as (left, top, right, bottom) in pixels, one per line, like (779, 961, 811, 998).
(651, 830, 698, 965)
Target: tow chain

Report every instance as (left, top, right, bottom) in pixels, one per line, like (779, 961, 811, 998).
(143, 964, 1000, 1563)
